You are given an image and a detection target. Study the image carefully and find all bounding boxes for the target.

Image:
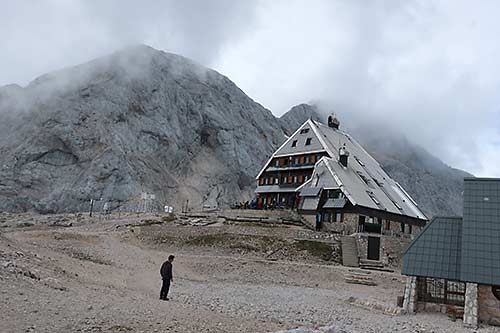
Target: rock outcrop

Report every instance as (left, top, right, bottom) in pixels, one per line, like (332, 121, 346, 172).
(0, 45, 284, 213)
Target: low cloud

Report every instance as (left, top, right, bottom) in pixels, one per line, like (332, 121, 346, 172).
(1, 1, 499, 176)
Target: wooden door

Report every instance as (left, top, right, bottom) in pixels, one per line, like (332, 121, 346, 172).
(367, 236, 380, 261)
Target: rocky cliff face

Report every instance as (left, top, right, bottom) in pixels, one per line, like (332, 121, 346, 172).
(0, 45, 468, 216)
(279, 104, 470, 217)
(0, 45, 284, 213)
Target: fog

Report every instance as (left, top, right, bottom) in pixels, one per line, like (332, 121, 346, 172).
(1, 0, 499, 176)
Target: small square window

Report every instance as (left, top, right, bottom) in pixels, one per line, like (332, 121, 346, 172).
(335, 212, 342, 222)
(300, 128, 310, 134)
(305, 138, 312, 146)
(291, 140, 297, 147)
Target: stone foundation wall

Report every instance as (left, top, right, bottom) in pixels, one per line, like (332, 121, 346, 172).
(343, 213, 358, 235)
(381, 236, 413, 267)
(322, 221, 345, 234)
(478, 285, 500, 326)
(464, 283, 478, 327)
(403, 276, 417, 313)
(354, 234, 411, 266)
(321, 212, 358, 235)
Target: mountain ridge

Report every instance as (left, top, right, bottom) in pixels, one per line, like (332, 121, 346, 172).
(0, 45, 468, 216)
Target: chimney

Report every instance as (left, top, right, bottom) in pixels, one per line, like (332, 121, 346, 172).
(339, 145, 349, 167)
(328, 114, 340, 129)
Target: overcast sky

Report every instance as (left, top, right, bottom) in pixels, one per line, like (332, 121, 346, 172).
(1, 0, 500, 177)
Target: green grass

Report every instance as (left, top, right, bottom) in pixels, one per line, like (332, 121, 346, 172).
(293, 239, 333, 259)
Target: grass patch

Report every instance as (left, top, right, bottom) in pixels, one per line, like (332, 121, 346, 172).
(161, 214, 176, 223)
(184, 233, 233, 246)
(141, 219, 163, 226)
(184, 233, 282, 253)
(293, 239, 332, 259)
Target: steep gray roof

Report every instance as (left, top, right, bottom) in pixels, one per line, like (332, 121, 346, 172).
(403, 178, 500, 285)
(274, 121, 325, 156)
(256, 119, 427, 222)
(300, 120, 426, 221)
(402, 216, 463, 280)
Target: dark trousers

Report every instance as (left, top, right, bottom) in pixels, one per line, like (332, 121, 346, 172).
(160, 279, 171, 299)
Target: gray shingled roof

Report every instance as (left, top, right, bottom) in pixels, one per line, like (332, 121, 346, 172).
(300, 197, 321, 210)
(274, 122, 325, 156)
(323, 197, 348, 209)
(402, 216, 462, 280)
(403, 178, 500, 285)
(460, 178, 500, 285)
(311, 121, 426, 221)
(256, 119, 427, 222)
(299, 187, 322, 197)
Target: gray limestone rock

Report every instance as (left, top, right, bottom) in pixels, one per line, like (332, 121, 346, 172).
(0, 45, 470, 216)
(0, 45, 284, 213)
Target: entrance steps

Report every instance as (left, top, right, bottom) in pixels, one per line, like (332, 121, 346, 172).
(359, 259, 394, 272)
(341, 236, 359, 267)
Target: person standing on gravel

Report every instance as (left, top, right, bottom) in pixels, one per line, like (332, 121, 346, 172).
(160, 255, 175, 300)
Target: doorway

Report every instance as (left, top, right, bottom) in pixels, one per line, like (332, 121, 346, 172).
(367, 236, 380, 260)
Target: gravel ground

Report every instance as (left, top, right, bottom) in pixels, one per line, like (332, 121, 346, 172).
(0, 213, 495, 332)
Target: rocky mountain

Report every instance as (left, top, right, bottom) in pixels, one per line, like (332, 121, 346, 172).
(279, 104, 471, 216)
(0, 45, 285, 213)
(0, 45, 469, 216)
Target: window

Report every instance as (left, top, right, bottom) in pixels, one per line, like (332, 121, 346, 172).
(369, 194, 380, 205)
(305, 156, 310, 164)
(291, 140, 297, 147)
(393, 200, 403, 210)
(274, 178, 279, 184)
(275, 160, 279, 167)
(294, 157, 299, 165)
(304, 175, 309, 181)
(264, 178, 269, 185)
(354, 156, 365, 166)
(323, 212, 331, 222)
(300, 128, 310, 134)
(385, 220, 391, 231)
(333, 212, 342, 222)
(305, 138, 312, 146)
(293, 176, 298, 183)
(417, 278, 465, 306)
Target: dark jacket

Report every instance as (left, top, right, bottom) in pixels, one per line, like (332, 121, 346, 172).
(160, 261, 173, 280)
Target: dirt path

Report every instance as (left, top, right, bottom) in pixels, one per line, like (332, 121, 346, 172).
(1, 217, 496, 332)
